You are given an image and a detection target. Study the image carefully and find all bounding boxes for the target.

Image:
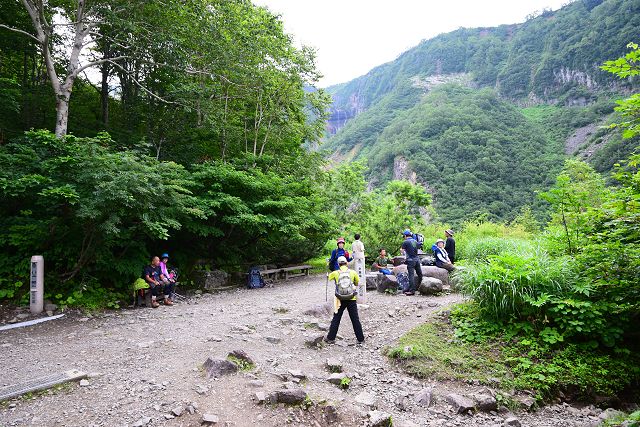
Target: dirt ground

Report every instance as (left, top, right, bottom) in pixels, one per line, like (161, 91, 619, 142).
(0, 274, 613, 426)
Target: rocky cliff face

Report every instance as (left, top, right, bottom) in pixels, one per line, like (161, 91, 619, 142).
(326, 93, 366, 135)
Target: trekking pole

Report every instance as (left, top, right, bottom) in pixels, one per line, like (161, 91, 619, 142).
(325, 272, 329, 302)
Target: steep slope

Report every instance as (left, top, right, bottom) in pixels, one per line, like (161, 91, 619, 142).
(327, 0, 640, 135)
(363, 85, 564, 223)
(324, 0, 640, 223)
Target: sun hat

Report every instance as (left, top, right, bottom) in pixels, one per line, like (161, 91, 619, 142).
(336, 237, 345, 244)
(337, 256, 348, 264)
(445, 229, 454, 236)
(436, 239, 445, 244)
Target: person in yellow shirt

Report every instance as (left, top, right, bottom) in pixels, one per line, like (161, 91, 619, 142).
(325, 256, 365, 344)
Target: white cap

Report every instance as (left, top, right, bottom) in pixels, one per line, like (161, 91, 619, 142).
(337, 256, 348, 264)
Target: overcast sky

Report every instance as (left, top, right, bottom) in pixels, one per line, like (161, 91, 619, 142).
(252, 0, 569, 87)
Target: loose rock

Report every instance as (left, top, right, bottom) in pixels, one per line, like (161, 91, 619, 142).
(202, 413, 219, 424)
(503, 417, 521, 427)
(414, 388, 433, 407)
(203, 357, 238, 378)
(270, 388, 308, 405)
(326, 358, 343, 372)
(446, 393, 475, 414)
(132, 416, 152, 427)
(355, 391, 378, 409)
(327, 372, 347, 385)
(368, 410, 393, 427)
(305, 334, 325, 348)
(473, 393, 498, 412)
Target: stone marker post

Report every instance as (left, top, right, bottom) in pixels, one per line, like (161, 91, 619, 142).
(352, 239, 366, 304)
(30, 255, 44, 315)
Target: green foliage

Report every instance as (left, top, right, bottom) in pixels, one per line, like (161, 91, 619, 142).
(449, 302, 640, 400)
(600, 41, 640, 166)
(321, 161, 431, 259)
(227, 355, 255, 372)
(386, 318, 508, 383)
(347, 86, 565, 225)
(339, 376, 351, 389)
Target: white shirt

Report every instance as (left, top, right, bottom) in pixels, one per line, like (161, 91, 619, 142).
(352, 240, 365, 259)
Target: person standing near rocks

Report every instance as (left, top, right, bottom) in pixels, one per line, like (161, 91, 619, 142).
(444, 229, 456, 264)
(329, 237, 352, 272)
(401, 229, 423, 296)
(351, 234, 366, 303)
(325, 256, 365, 344)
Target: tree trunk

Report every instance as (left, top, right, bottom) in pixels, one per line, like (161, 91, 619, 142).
(100, 48, 110, 128)
(55, 93, 71, 139)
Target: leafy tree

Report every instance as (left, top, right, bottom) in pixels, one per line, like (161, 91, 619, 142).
(601, 42, 640, 138)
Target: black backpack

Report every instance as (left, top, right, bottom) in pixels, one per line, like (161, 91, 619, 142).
(247, 267, 265, 289)
(414, 233, 425, 249)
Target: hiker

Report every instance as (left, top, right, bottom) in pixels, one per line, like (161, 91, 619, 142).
(159, 253, 177, 285)
(372, 248, 392, 275)
(142, 255, 174, 308)
(329, 237, 352, 272)
(444, 229, 456, 264)
(401, 229, 423, 295)
(351, 233, 366, 302)
(325, 256, 365, 344)
(433, 239, 454, 271)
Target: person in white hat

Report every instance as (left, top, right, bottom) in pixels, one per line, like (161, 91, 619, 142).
(432, 239, 454, 271)
(325, 256, 365, 344)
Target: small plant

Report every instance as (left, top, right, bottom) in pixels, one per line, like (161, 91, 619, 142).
(301, 395, 313, 409)
(339, 376, 351, 390)
(227, 355, 255, 372)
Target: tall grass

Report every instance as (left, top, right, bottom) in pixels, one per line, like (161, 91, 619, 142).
(455, 237, 576, 321)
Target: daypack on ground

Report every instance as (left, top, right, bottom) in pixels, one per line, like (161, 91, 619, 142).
(396, 272, 410, 291)
(247, 267, 265, 289)
(335, 269, 356, 300)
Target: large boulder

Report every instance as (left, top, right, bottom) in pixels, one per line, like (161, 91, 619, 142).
(366, 273, 383, 290)
(418, 277, 443, 295)
(421, 266, 450, 286)
(377, 275, 399, 293)
(194, 269, 229, 290)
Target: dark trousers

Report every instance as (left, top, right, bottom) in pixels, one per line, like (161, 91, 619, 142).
(406, 257, 423, 292)
(149, 281, 175, 298)
(327, 299, 364, 342)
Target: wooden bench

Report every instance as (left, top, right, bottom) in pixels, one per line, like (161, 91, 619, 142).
(279, 264, 312, 280)
(259, 268, 281, 280)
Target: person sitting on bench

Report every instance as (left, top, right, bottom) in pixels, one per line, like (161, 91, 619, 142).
(142, 255, 174, 308)
(432, 239, 454, 272)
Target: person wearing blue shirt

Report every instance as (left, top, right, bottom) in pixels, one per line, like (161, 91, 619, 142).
(400, 229, 423, 295)
(329, 237, 352, 271)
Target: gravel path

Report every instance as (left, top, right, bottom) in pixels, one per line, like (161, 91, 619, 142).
(0, 275, 609, 426)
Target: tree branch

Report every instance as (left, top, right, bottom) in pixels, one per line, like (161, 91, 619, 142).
(107, 59, 184, 106)
(0, 24, 41, 43)
(73, 55, 128, 77)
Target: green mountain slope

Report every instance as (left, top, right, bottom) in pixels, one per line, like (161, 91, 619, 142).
(325, 0, 640, 224)
(365, 86, 564, 223)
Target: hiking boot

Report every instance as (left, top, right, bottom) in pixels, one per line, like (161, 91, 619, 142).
(164, 298, 173, 306)
(323, 338, 335, 345)
(403, 291, 415, 296)
(151, 300, 160, 308)
(356, 340, 365, 345)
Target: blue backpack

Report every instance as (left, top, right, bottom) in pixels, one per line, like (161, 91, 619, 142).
(396, 272, 410, 291)
(247, 267, 265, 289)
